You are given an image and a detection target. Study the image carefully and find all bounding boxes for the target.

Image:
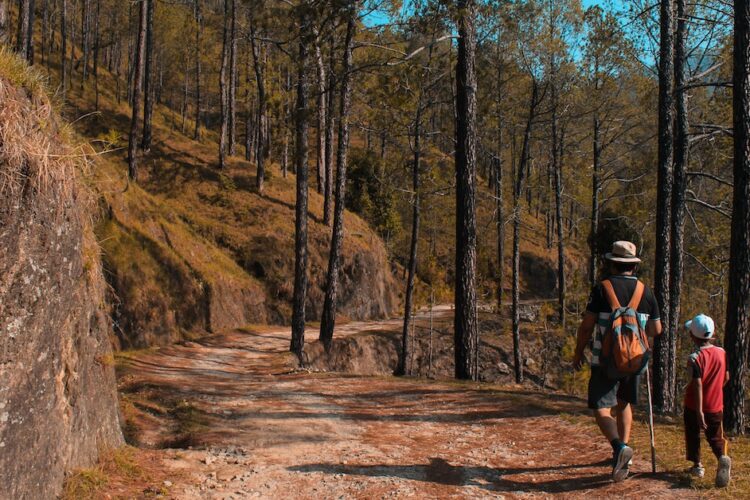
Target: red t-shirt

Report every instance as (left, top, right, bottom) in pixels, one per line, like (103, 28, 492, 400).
(684, 344, 726, 413)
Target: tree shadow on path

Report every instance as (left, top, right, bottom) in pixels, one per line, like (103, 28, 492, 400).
(289, 457, 684, 494)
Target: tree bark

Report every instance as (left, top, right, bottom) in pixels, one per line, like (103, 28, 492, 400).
(319, 8, 356, 350)
(554, 125, 566, 326)
(93, 0, 100, 110)
(495, 41, 504, 313)
(323, 34, 335, 226)
(291, 5, 312, 358)
(218, 0, 230, 169)
(668, 0, 689, 403)
(127, 0, 147, 182)
(141, 0, 155, 151)
(16, 0, 34, 63)
(250, 18, 267, 193)
(81, 0, 90, 84)
(193, 0, 202, 140)
(512, 81, 539, 384)
(228, 0, 237, 156)
(653, 0, 676, 414)
(724, 0, 750, 435)
(454, 0, 478, 381)
(590, 113, 601, 288)
(0, 1, 9, 46)
(397, 86, 424, 377)
(61, 0, 67, 99)
(314, 28, 326, 195)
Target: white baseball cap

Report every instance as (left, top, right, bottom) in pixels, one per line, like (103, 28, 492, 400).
(685, 314, 715, 340)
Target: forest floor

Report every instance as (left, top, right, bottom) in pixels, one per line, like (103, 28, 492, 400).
(71, 310, 745, 499)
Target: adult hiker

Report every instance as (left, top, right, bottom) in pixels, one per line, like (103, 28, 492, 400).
(573, 240, 663, 482)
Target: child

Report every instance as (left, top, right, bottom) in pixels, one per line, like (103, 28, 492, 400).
(683, 314, 731, 487)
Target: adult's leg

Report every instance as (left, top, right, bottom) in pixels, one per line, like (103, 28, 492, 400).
(594, 407, 620, 441)
(616, 400, 632, 444)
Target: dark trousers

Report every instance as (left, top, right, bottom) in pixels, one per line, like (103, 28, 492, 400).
(684, 407, 729, 463)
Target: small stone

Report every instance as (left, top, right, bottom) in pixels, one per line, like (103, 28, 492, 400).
(163, 480, 173, 487)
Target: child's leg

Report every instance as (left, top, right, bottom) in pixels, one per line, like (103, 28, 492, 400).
(684, 408, 702, 464)
(704, 411, 729, 459)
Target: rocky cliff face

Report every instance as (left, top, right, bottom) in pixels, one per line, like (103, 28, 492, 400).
(0, 60, 123, 499)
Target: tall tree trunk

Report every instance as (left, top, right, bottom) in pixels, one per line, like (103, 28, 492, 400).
(555, 125, 566, 326)
(127, 0, 147, 182)
(141, 0, 155, 151)
(319, 8, 356, 350)
(250, 18, 267, 193)
(81, 0, 89, 84)
(454, 0, 478, 381)
(314, 28, 325, 195)
(291, 5, 312, 358)
(245, 48, 253, 160)
(669, 0, 689, 402)
(495, 42, 504, 313)
(724, 0, 750, 435)
(653, 0, 676, 414)
(193, 0, 202, 140)
(0, 1, 9, 45)
(512, 81, 539, 384)
(590, 113, 601, 288)
(61, 0, 66, 99)
(228, 0, 237, 156)
(93, 0, 100, 110)
(397, 92, 423, 377)
(218, 0, 230, 169)
(322, 34, 335, 226)
(16, 0, 34, 62)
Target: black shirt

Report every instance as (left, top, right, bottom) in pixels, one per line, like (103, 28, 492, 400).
(586, 275, 661, 320)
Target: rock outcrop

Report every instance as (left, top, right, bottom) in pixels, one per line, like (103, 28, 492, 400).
(0, 55, 123, 499)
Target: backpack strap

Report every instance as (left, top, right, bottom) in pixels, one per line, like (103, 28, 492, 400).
(601, 280, 621, 311)
(628, 280, 645, 309)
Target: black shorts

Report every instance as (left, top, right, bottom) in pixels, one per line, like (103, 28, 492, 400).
(588, 366, 640, 409)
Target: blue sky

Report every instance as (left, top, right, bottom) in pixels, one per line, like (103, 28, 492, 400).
(364, 1, 626, 27)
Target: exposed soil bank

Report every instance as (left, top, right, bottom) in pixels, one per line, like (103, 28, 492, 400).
(0, 59, 122, 499)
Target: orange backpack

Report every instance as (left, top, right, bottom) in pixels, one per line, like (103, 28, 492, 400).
(601, 280, 651, 379)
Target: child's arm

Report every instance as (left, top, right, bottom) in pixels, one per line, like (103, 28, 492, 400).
(693, 378, 707, 429)
(725, 370, 730, 386)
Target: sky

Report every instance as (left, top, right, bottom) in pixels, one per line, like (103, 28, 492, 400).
(363, 1, 627, 27)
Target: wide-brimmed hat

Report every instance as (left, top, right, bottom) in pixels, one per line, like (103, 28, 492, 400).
(685, 314, 715, 340)
(604, 241, 642, 263)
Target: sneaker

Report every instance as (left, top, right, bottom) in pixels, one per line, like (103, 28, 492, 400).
(689, 464, 705, 478)
(716, 455, 731, 487)
(613, 445, 634, 482)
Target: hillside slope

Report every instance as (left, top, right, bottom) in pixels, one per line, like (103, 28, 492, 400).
(54, 55, 400, 348)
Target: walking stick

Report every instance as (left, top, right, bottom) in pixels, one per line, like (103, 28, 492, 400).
(645, 366, 657, 473)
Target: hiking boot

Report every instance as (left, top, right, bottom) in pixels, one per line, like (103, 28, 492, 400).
(689, 464, 705, 478)
(612, 445, 633, 482)
(715, 455, 731, 487)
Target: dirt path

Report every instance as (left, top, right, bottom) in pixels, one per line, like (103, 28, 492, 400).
(113, 311, 695, 499)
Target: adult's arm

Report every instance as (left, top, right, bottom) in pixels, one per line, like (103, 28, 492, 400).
(573, 312, 597, 371)
(646, 319, 662, 337)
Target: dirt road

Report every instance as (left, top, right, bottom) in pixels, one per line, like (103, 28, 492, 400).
(112, 311, 693, 499)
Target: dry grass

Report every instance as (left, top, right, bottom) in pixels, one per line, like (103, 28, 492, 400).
(63, 447, 143, 500)
(561, 411, 750, 497)
(0, 47, 79, 207)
